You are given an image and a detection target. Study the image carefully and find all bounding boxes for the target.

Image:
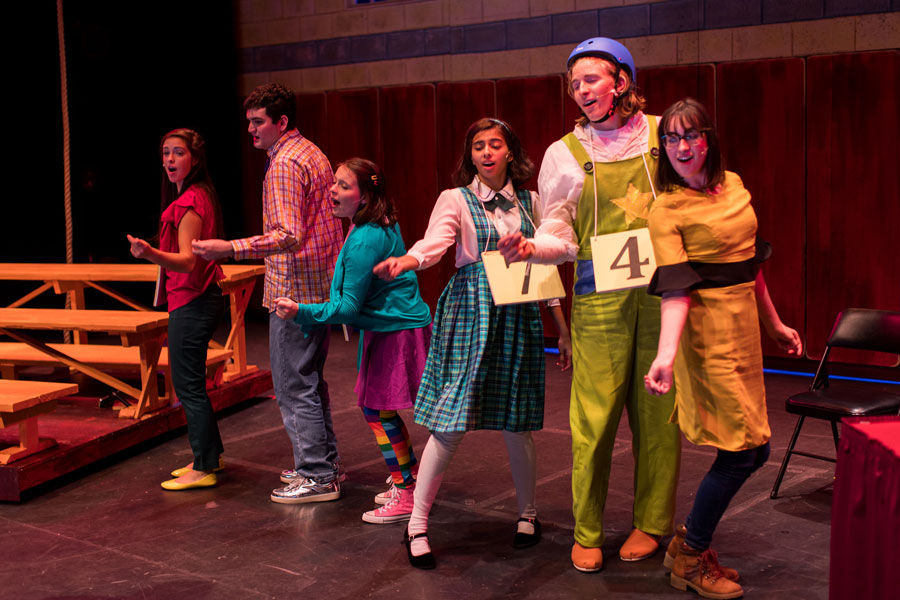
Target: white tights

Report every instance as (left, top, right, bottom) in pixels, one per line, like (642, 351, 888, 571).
(407, 430, 537, 555)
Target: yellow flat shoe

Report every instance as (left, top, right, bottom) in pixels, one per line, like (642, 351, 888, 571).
(170, 457, 225, 478)
(161, 472, 218, 491)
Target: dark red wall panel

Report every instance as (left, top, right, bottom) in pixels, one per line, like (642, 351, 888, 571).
(639, 64, 716, 121)
(497, 76, 566, 190)
(326, 89, 381, 166)
(435, 81, 496, 191)
(806, 51, 900, 366)
(378, 85, 444, 310)
(296, 92, 330, 159)
(717, 59, 806, 359)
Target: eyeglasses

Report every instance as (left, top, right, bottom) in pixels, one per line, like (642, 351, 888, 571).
(660, 129, 708, 148)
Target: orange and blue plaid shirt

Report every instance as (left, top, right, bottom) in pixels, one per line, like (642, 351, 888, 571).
(231, 129, 342, 309)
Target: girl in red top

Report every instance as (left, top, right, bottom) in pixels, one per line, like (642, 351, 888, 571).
(128, 128, 226, 490)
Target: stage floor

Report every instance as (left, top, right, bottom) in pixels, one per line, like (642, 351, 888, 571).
(2, 321, 836, 599)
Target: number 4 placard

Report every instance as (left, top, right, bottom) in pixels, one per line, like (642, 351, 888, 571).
(589, 228, 657, 293)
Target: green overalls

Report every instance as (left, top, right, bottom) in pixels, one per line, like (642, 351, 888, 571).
(564, 117, 681, 548)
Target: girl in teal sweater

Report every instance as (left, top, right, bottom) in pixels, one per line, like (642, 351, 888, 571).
(276, 158, 431, 524)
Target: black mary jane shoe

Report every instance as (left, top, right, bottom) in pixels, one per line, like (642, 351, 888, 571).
(404, 527, 436, 570)
(513, 517, 542, 549)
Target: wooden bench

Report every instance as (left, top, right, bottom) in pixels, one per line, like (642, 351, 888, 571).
(0, 308, 169, 419)
(0, 263, 264, 381)
(0, 379, 78, 464)
(0, 343, 233, 401)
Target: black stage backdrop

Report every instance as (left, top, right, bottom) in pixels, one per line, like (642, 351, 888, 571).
(3, 0, 241, 306)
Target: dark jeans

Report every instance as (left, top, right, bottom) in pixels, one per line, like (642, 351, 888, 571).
(168, 287, 225, 472)
(269, 314, 339, 483)
(685, 442, 770, 551)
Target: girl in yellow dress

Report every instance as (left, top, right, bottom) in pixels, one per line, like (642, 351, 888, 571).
(644, 98, 802, 599)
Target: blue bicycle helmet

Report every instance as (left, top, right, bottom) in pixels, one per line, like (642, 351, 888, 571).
(566, 37, 637, 80)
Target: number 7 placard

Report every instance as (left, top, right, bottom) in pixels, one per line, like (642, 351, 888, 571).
(589, 228, 657, 293)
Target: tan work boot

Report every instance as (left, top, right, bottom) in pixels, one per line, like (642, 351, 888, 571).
(665, 524, 739, 582)
(671, 542, 744, 599)
(571, 542, 603, 572)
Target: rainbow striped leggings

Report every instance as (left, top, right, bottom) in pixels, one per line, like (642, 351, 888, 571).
(362, 407, 418, 489)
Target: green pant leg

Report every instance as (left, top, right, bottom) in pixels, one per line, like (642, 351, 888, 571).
(624, 289, 681, 536)
(570, 290, 637, 548)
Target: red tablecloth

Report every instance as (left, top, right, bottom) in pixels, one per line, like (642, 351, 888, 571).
(830, 415, 900, 600)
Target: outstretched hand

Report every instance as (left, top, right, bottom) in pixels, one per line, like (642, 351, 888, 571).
(497, 232, 534, 263)
(192, 238, 233, 261)
(127, 234, 151, 259)
(373, 257, 405, 281)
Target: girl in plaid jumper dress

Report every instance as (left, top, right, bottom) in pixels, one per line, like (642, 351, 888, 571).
(374, 118, 571, 569)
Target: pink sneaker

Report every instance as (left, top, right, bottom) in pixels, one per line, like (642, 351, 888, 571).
(374, 480, 399, 505)
(362, 486, 414, 524)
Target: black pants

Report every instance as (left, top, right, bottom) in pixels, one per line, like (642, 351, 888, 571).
(168, 287, 225, 471)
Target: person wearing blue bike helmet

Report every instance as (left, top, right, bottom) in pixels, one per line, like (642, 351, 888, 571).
(498, 37, 681, 573)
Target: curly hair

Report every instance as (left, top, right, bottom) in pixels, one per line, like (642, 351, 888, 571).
(451, 118, 534, 189)
(243, 83, 297, 130)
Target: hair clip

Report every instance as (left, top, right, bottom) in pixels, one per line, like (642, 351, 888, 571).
(370, 174, 379, 186)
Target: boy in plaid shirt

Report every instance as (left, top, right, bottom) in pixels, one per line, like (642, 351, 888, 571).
(193, 83, 344, 503)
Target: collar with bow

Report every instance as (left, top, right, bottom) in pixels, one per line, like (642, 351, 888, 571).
(483, 192, 515, 212)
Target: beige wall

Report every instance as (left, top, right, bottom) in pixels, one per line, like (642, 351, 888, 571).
(236, 1, 899, 94)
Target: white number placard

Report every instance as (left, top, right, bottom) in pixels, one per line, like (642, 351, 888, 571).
(589, 228, 657, 293)
(482, 251, 566, 305)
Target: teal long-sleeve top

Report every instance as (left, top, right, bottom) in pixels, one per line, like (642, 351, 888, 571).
(293, 222, 431, 332)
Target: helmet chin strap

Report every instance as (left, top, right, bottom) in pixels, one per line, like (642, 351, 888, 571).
(590, 95, 618, 124)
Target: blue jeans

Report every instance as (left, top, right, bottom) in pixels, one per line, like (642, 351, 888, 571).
(685, 442, 770, 551)
(168, 287, 225, 471)
(269, 314, 339, 483)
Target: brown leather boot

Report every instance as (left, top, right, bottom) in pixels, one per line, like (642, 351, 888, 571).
(670, 542, 744, 599)
(665, 524, 739, 582)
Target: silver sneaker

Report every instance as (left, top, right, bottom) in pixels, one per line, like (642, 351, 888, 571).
(280, 461, 347, 485)
(270, 477, 340, 504)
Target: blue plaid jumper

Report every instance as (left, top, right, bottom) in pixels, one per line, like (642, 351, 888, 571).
(414, 187, 545, 432)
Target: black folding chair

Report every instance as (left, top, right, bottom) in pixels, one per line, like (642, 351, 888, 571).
(770, 308, 900, 499)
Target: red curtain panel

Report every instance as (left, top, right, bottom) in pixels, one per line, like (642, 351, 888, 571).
(806, 51, 900, 366)
(717, 58, 806, 360)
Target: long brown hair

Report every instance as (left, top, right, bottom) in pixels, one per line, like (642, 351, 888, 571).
(159, 128, 223, 238)
(451, 118, 534, 189)
(655, 98, 725, 193)
(338, 158, 397, 228)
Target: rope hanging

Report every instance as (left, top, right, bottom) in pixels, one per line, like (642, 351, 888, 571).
(56, 0, 73, 267)
(57, 0, 74, 342)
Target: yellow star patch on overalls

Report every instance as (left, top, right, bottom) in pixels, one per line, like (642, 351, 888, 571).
(610, 182, 653, 225)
